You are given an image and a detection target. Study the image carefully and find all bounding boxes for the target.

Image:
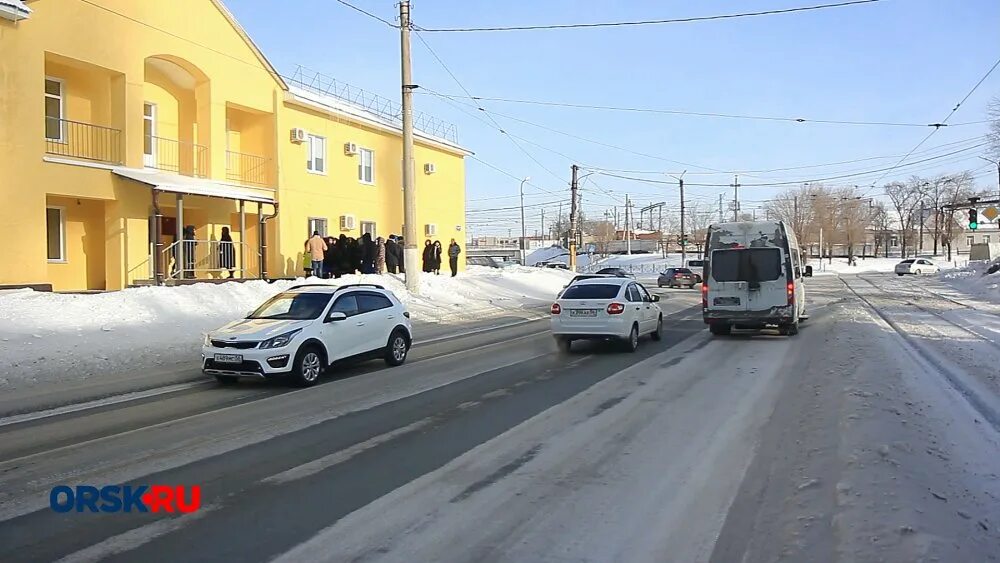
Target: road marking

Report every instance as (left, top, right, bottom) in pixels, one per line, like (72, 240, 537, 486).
(261, 418, 435, 485)
(53, 503, 219, 563)
(0, 381, 210, 428)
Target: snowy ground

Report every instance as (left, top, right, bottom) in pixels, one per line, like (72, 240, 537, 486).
(941, 259, 1000, 304)
(0, 266, 572, 390)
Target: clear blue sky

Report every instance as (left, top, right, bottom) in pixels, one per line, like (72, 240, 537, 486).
(227, 0, 1000, 234)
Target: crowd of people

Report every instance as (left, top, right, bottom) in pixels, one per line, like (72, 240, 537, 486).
(304, 233, 462, 278)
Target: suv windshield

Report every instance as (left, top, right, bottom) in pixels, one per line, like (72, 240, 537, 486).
(561, 284, 621, 299)
(248, 292, 332, 320)
(712, 248, 782, 282)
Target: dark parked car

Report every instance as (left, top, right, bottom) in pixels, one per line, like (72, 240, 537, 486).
(658, 267, 698, 289)
(595, 267, 632, 278)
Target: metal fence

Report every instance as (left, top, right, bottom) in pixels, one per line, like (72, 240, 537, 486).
(161, 239, 259, 280)
(147, 136, 209, 178)
(45, 118, 123, 164)
(226, 150, 269, 186)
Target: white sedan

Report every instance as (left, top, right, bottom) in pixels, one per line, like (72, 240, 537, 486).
(895, 258, 939, 276)
(550, 277, 662, 353)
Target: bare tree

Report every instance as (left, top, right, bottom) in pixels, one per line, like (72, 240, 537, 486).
(870, 202, 891, 258)
(834, 186, 873, 257)
(884, 179, 925, 258)
(939, 171, 976, 261)
(763, 188, 809, 246)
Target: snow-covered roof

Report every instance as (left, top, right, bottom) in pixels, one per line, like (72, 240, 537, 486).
(0, 0, 31, 21)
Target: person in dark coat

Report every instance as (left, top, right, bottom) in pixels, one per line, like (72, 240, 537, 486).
(337, 234, 351, 275)
(396, 237, 405, 273)
(360, 233, 376, 274)
(432, 240, 443, 275)
(323, 237, 337, 279)
(349, 236, 362, 274)
(385, 235, 400, 274)
(219, 226, 236, 278)
(422, 239, 434, 273)
(448, 238, 461, 277)
(182, 225, 197, 279)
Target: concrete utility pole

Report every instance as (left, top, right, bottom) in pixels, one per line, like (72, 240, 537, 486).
(718, 193, 724, 223)
(625, 194, 632, 255)
(569, 164, 579, 271)
(519, 176, 530, 265)
(399, 0, 419, 292)
(540, 208, 545, 241)
(918, 201, 925, 253)
(676, 172, 687, 266)
(731, 175, 740, 221)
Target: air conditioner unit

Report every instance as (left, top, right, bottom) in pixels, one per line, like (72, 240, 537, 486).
(425, 223, 437, 237)
(423, 163, 436, 175)
(344, 142, 358, 156)
(340, 215, 357, 231)
(290, 128, 307, 143)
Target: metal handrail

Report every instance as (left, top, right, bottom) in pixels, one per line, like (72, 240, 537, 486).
(161, 239, 259, 280)
(225, 150, 269, 186)
(146, 136, 209, 178)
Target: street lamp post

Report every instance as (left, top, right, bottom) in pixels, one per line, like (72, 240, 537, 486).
(519, 177, 530, 265)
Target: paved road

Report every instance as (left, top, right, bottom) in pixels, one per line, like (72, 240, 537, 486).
(1, 276, 998, 562)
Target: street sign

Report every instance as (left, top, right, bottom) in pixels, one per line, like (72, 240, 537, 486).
(982, 206, 999, 222)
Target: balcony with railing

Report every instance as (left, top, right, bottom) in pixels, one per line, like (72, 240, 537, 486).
(45, 117, 123, 164)
(145, 136, 209, 178)
(226, 150, 269, 187)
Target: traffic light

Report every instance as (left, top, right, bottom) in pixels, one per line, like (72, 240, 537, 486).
(969, 209, 978, 230)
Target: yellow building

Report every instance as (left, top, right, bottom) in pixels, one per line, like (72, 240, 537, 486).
(0, 0, 469, 291)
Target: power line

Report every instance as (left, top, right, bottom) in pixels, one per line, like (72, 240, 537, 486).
(333, 0, 398, 28)
(415, 0, 880, 32)
(595, 142, 989, 187)
(871, 54, 1000, 186)
(414, 32, 568, 188)
(419, 92, 985, 129)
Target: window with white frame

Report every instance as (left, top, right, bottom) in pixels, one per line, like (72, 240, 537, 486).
(46, 207, 65, 262)
(308, 217, 328, 237)
(358, 148, 374, 184)
(985, 235, 992, 244)
(967, 235, 975, 247)
(361, 221, 376, 236)
(44, 77, 64, 141)
(307, 134, 326, 173)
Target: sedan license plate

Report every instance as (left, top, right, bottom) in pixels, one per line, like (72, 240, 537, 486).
(214, 353, 243, 364)
(569, 309, 598, 318)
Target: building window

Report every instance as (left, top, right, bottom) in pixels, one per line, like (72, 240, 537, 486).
(985, 235, 992, 244)
(967, 235, 975, 247)
(307, 135, 326, 174)
(361, 221, 376, 237)
(358, 148, 374, 184)
(308, 217, 328, 237)
(143, 102, 157, 166)
(46, 206, 65, 262)
(44, 77, 64, 142)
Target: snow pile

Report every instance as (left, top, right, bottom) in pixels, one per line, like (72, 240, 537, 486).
(809, 257, 902, 275)
(0, 267, 572, 388)
(940, 260, 1000, 303)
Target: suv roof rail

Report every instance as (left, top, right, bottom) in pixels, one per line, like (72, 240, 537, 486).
(287, 283, 386, 291)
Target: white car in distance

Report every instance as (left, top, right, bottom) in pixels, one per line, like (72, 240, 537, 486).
(202, 284, 412, 386)
(895, 258, 939, 276)
(550, 277, 662, 353)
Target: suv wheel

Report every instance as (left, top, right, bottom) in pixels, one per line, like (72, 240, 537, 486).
(651, 315, 663, 341)
(384, 330, 410, 366)
(291, 345, 324, 387)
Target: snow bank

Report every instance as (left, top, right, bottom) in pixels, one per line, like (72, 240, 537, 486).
(940, 260, 1000, 303)
(809, 257, 901, 275)
(0, 267, 572, 388)
(524, 246, 592, 268)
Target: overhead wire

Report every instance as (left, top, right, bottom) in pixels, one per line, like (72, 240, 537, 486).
(414, 0, 881, 32)
(419, 92, 986, 129)
(333, 0, 398, 28)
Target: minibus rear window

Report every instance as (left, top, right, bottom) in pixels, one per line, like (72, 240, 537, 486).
(711, 248, 782, 282)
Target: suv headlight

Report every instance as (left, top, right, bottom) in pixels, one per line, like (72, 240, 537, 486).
(204, 334, 212, 347)
(259, 329, 302, 349)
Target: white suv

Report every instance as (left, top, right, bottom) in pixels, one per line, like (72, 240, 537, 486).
(202, 284, 412, 386)
(550, 277, 662, 353)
